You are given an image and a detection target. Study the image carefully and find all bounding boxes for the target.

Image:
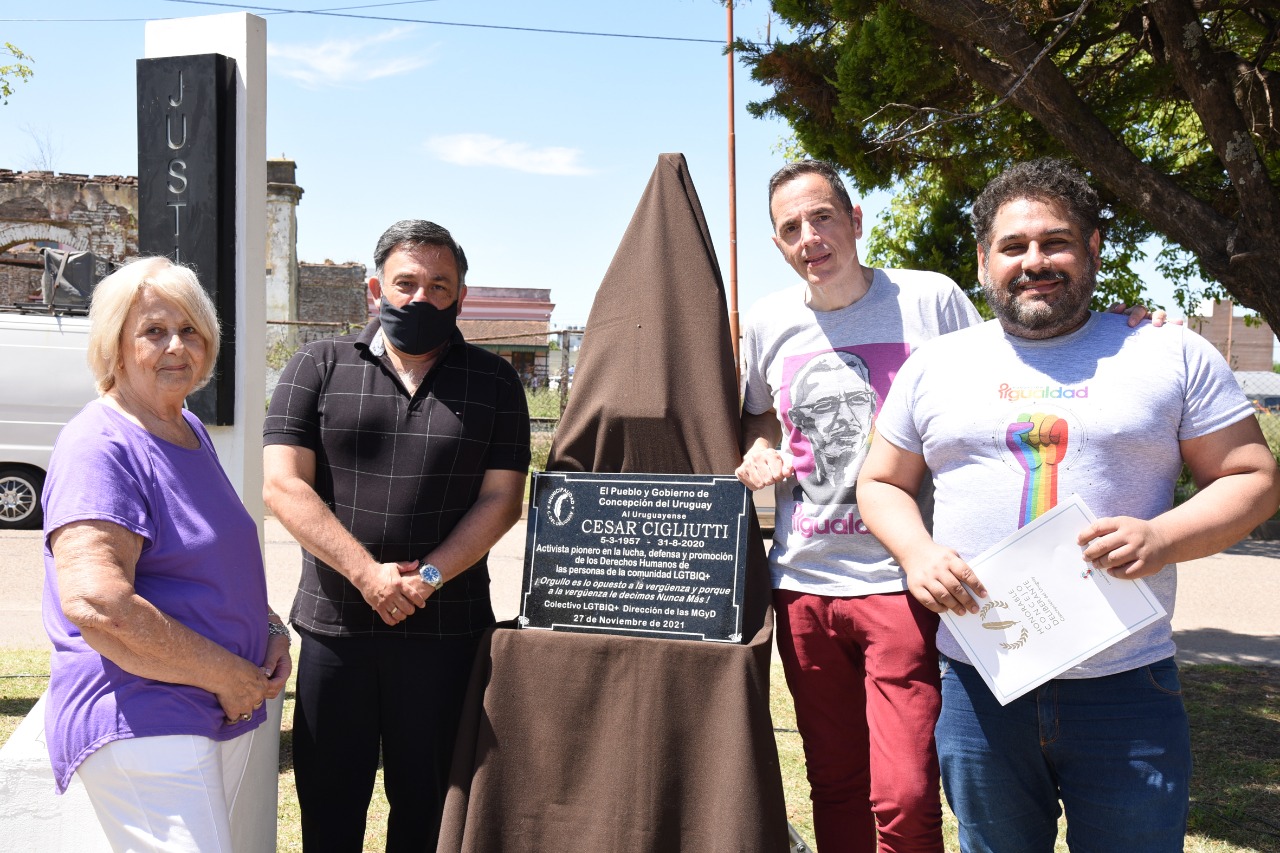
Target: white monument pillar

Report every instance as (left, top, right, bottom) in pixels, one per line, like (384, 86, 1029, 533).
(0, 14, 280, 853)
(145, 12, 268, 535)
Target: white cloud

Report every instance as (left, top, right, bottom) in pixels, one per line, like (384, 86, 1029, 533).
(425, 133, 595, 176)
(268, 27, 431, 89)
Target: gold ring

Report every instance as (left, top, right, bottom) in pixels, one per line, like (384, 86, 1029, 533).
(239, 713, 251, 721)
(390, 606, 399, 615)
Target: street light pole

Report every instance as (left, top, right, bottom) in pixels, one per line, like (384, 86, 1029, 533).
(727, 1, 740, 383)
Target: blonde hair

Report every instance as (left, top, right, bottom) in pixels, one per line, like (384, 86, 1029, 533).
(87, 256, 221, 395)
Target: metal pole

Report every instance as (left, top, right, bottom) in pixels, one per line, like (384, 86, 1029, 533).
(727, 0, 741, 385)
(1225, 298, 1235, 368)
(559, 328, 571, 416)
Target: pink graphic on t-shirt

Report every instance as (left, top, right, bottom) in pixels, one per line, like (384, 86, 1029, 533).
(779, 343, 911, 506)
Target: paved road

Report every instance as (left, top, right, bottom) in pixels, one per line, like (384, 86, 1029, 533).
(4, 517, 1277, 668)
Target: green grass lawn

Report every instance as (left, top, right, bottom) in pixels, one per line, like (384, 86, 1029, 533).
(3, 650, 1276, 852)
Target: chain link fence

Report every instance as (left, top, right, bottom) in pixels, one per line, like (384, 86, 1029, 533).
(1236, 370, 1280, 454)
(1238, 373, 1280, 534)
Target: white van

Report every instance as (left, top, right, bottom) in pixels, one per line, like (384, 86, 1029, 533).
(0, 310, 97, 529)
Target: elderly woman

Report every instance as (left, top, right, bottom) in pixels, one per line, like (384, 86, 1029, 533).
(41, 256, 290, 852)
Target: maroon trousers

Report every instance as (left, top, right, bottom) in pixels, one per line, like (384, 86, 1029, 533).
(774, 589, 944, 853)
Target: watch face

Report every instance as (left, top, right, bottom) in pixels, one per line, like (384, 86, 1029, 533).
(420, 563, 443, 587)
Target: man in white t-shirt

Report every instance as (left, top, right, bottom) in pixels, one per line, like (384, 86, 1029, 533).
(858, 158, 1280, 852)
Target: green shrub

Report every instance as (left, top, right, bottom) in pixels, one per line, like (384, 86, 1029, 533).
(530, 431, 554, 474)
(525, 386, 565, 419)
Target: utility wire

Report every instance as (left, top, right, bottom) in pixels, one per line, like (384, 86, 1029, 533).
(162, 0, 731, 43)
(5, 0, 760, 46)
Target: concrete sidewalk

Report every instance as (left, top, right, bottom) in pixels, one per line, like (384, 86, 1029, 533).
(3, 518, 1277, 668)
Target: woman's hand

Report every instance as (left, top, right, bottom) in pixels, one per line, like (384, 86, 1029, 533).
(261, 632, 293, 699)
(214, 655, 272, 724)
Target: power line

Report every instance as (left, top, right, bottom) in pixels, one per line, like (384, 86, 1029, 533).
(162, 0, 730, 43)
(5, 0, 757, 46)
(1, 0, 436, 22)
(190, 1, 445, 15)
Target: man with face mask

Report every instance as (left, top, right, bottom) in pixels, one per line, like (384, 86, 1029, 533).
(264, 220, 530, 853)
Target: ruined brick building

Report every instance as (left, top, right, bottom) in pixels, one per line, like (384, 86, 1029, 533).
(1, 159, 552, 377)
(0, 170, 137, 304)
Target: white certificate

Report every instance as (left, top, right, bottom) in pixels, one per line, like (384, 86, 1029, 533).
(942, 494, 1167, 705)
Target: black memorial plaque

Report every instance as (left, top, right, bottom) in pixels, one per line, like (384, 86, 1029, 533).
(519, 472, 751, 643)
(137, 53, 237, 425)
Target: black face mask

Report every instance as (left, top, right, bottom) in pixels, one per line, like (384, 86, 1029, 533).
(378, 296, 458, 355)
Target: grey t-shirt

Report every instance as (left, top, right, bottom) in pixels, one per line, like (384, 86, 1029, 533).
(741, 268, 980, 595)
(875, 312, 1254, 676)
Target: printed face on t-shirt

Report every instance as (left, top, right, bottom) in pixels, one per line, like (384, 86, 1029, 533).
(788, 350, 877, 499)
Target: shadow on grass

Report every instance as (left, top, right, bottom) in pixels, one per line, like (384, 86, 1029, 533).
(1183, 665, 1280, 851)
(0, 696, 39, 719)
(1175, 628, 1280, 668)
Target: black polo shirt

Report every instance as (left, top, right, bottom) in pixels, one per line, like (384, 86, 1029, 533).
(264, 321, 531, 638)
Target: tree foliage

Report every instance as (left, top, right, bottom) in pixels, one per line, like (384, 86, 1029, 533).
(1, 43, 33, 105)
(738, 1, 1280, 328)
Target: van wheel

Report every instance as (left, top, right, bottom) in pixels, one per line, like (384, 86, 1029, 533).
(0, 467, 44, 530)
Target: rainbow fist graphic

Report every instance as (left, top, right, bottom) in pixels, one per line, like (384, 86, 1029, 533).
(1005, 412, 1068, 527)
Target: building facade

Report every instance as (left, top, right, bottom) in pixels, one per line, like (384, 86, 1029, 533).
(458, 287, 555, 384)
(1, 164, 554, 380)
(1188, 300, 1278, 372)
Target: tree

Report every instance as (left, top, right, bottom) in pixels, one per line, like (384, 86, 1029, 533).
(1, 43, 33, 105)
(739, 1, 1280, 329)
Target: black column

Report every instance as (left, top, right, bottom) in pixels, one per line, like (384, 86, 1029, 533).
(137, 53, 237, 425)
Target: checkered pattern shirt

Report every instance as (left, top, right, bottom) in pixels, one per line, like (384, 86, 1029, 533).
(264, 321, 531, 638)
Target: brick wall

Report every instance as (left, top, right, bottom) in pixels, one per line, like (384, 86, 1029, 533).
(0, 171, 138, 263)
(298, 261, 367, 325)
(0, 254, 40, 305)
(1188, 302, 1277, 372)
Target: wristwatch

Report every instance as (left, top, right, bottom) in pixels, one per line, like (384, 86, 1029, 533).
(419, 562, 445, 590)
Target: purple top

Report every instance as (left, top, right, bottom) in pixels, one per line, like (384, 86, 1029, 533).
(41, 400, 268, 793)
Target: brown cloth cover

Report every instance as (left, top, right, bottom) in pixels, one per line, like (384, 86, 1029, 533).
(437, 154, 789, 852)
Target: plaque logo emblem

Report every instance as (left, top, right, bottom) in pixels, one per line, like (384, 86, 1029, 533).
(979, 600, 1029, 651)
(544, 487, 575, 526)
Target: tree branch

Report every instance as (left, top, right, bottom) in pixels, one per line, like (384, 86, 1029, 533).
(1148, 0, 1280, 238)
(897, 0, 1235, 276)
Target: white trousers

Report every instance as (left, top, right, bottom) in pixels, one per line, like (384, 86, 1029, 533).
(76, 729, 257, 853)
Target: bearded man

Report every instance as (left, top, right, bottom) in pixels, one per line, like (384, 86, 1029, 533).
(858, 159, 1280, 853)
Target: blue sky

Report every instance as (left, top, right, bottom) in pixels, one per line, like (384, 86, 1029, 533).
(3, 0, 1201, 328)
(4, 0, 871, 328)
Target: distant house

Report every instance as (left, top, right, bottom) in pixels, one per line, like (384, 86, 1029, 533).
(457, 287, 554, 383)
(1188, 300, 1277, 372)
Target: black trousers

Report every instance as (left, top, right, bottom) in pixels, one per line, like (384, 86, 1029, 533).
(293, 628, 482, 853)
